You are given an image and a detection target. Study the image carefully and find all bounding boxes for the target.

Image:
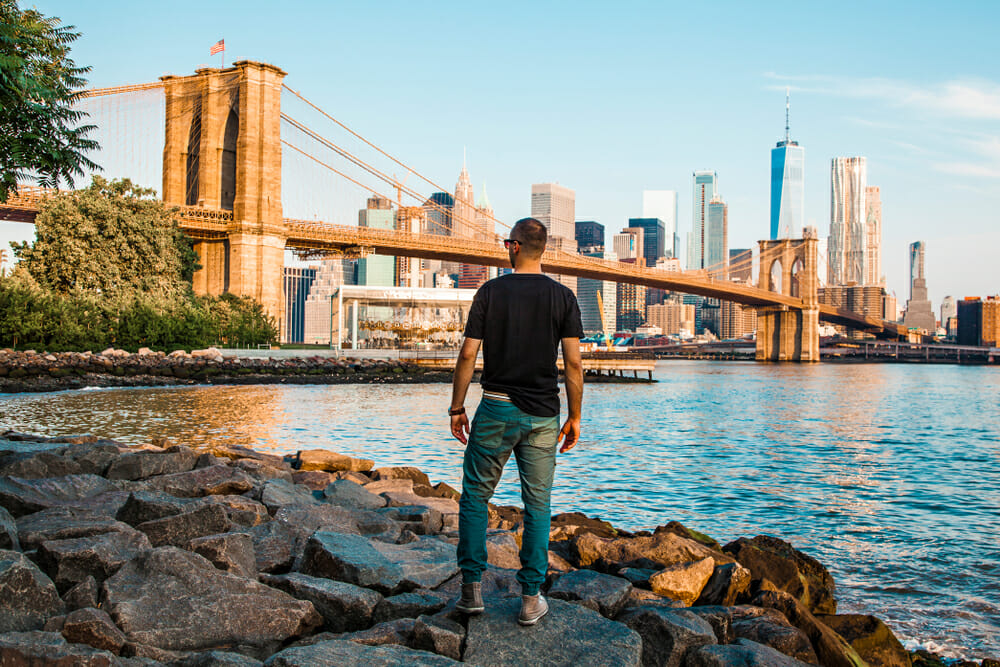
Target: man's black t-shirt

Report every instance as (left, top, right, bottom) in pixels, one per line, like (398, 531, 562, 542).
(463, 273, 585, 418)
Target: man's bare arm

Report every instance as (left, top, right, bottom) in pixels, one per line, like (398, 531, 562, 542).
(450, 336, 482, 445)
(559, 337, 583, 453)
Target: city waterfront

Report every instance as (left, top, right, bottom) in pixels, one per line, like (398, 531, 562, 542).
(1, 360, 997, 658)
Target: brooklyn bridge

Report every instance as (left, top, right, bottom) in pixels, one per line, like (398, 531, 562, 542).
(0, 61, 908, 361)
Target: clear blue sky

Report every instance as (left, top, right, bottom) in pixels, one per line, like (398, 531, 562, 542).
(6, 0, 999, 308)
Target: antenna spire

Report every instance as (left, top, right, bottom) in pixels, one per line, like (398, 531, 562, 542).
(785, 87, 791, 143)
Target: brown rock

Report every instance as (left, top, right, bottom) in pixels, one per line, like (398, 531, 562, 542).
(695, 562, 752, 606)
(0, 549, 65, 632)
(0, 630, 115, 665)
(731, 605, 818, 664)
(62, 576, 100, 611)
(136, 504, 231, 547)
(571, 530, 733, 573)
(143, 465, 253, 498)
(35, 529, 152, 591)
(297, 450, 373, 473)
(370, 466, 430, 485)
(725, 535, 837, 615)
(752, 590, 867, 667)
(187, 533, 256, 578)
(292, 470, 336, 491)
(817, 613, 912, 667)
(648, 557, 716, 606)
(61, 607, 127, 654)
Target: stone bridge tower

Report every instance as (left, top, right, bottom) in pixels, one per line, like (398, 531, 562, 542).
(756, 230, 820, 361)
(161, 61, 286, 331)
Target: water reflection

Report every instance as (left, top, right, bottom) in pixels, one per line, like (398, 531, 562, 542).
(1, 363, 999, 658)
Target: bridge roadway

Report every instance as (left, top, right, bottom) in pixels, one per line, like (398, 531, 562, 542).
(0, 189, 905, 338)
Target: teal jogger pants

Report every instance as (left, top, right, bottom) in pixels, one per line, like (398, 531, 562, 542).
(457, 397, 560, 596)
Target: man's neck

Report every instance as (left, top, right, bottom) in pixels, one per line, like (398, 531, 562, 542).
(513, 260, 543, 274)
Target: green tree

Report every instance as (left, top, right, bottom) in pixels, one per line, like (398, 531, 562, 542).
(12, 176, 199, 301)
(0, 1, 98, 201)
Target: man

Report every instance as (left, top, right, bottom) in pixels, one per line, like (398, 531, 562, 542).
(449, 217, 584, 626)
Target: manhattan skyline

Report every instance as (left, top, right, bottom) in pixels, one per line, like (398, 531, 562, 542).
(4, 0, 998, 309)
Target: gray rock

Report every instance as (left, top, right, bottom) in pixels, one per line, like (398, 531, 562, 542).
(412, 613, 464, 661)
(115, 491, 190, 526)
(199, 494, 270, 527)
(273, 504, 362, 535)
(686, 638, 818, 667)
(336, 617, 414, 647)
(323, 479, 386, 510)
(548, 568, 633, 618)
(687, 605, 736, 644)
(188, 533, 256, 578)
(0, 443, 121, 479)
(618, 567, 657, 588)
(143, 465, 253, 498)
(0, 506, 18, 550)
(370, 466, 431, 485)
(261, 479, 319, 513)
(261, 573, 381, 632)
(377, 505, 442, 535)
(234, 459, 294, 484)
(0, 630, 115, 665)
(363, 478, 415, 495)
(102, 546, 321, 654)
(105, 446, 199, 481)
(174, 650, 264, 666)
(731, 605, 818, 664)
(136, 503, 231, 547)
(206, 445, 288, 469)
(16, 506, 135, 550)
(695, 561, 752, 606)
(245, 521, 308, 573)
(373, 591, 448, 622)
(0, 549, 65, 632)
(61, 606, 127, 654)
(36, 529, 151, 592)
(617, 605, 717, 667)
(297, 450, 374, 473)
(464, 597, 642, 667)
(292, 471, 337, 491)
(0, 474, 118, 517)
(434, 566, 521, 600)
(264, 639, 459, 666)
(63, 575, 100, 611)
(120, 641, 191, 662)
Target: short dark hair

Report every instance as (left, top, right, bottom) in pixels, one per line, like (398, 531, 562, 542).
(511, 218, 547, 257)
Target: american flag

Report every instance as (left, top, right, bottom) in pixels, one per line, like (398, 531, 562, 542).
(210, 39, 225, 56)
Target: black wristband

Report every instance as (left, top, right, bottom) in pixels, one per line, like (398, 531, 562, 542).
(448, 406, 466, 416)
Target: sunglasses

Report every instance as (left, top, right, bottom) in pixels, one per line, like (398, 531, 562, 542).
(503, 239, 521, 249)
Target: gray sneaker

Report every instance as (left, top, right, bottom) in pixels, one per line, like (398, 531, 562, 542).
(456, 582, 484, 614)
(518, 593, 549, 626)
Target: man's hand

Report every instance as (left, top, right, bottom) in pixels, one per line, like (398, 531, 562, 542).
(558, 417, 580, 453)
(451, 412, 470, 445)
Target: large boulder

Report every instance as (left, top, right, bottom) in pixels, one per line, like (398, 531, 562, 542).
(260, 480, 319, 513)
(187, 533, 256, 578)
(752, 590, 866, 667)
(35, 529, 152, 591)
(0, 442, 121, 479)
(63, 576, 100, 611)
(323, 479, 386, 510)
(0, 506, 19, 550)
(464, 597, 642, 666)
(261, 573, 381, 632)
(571, 530, 732, 573)
(60, 607, 127, 654)
(104, 446, 199, 481)
(16, 506, 135, 550)
(0, 630, 115, 665)
(433, 566, 521, 601)
(687, 606, 735, 644)
(0, 550, 65, 632)
(547, 568, 633, 618)
(135, 503, 231, 547)
(200, 495, 270, 527)
(0, 474, 118, 517)
(617, 605, 717, 667)
(244, 521, 309, 574)
(695, 561, 752, 606)
(233, 459, 294, 484)
(724, 535, 837, 614)
(411, 613, 465, 661)
(301, 532, 457, 595)
(102, 547, 321, 655)
(296, 450, 373, 473)
(817, 613, 912, 667)
(549, 511, 620, 541)
(484, 531, 521, 570)
(373, 591, 449, 623)
(731, 605, 818, 664)
(115, 491, 190, 526)
(687, 638, 819, 667)
(377, 505, 442, 535)
(264, 639, 459, 666)
(143, 465, 253, 498)
(648, 557, 715, 606)
(370, 466, 430, 486)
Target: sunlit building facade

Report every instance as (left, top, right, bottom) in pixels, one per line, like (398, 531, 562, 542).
(688, 171, 717, 270)
(828, 157, 867, 286)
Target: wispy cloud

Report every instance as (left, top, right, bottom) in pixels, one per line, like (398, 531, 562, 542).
(937, 162, 1000, 179)
(764, 73, 1000, 120)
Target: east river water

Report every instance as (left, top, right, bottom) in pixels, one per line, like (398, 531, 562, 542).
(1, 361, 997, 659)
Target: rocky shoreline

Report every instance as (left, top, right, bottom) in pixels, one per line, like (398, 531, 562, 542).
(0, 348, 650, 394)
(0, 431, 995, 666)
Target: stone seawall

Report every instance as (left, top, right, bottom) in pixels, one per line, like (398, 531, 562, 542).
(0, 431, 994, 666)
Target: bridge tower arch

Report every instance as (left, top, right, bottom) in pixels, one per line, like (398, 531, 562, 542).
(161, 61, 287, 333)
(755, 231, 819, 362)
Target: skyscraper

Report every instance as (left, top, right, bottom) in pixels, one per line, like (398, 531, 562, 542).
(903, 241, 935, 331)
(865, 186, 883, 286)
(626, 218, 665, 267)
(458, 183, 492, 289)
(706, 194, 728, 277)
(531, 183, 575, 241)
(770, 91, 805, 239)
(575, 221, 604, 249)
(688, 171, 717, 270)
(357, 196, 395, 287)
(422, 192, 456, 286)
(828, 157, 867, 286)
(613, 228, 643, 262)
(642, 190, 678, 258)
